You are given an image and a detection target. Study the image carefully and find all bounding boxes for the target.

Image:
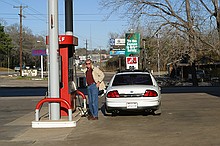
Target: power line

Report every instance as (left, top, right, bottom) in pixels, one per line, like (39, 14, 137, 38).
(12, 0, 21, 5)
(0, 12, 130, 16)
(0, 13, 17, 15)
(0, 15, 125, 22)
(0, 0, 14, 6)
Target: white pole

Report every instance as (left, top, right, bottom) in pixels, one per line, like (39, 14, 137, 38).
(40, 55, 43, 78)
(48, 0, 60, 120)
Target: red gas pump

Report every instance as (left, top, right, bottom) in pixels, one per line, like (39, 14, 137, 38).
(46, 35, 78, 116)
(59, 35, 78, 116)
(44, 0, 80, 118)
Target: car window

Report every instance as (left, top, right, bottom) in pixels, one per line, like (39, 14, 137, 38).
(112, 73, 153, 86)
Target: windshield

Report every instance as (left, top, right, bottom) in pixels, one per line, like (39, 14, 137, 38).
(112, 73, 153, 86)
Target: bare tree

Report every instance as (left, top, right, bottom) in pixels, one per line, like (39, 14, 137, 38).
(199, 0, 220, 38)
(100, 0, 220, 81)
(100, 0, 220, 85)
(5, 24, 46, 68)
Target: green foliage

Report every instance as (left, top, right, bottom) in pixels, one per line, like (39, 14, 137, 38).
(4, 23, 46, 68)
(0, 23, 13, 56)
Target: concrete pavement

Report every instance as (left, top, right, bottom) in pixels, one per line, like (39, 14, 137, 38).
(0, 76, 82, 146)
(1, 75, 220, 146)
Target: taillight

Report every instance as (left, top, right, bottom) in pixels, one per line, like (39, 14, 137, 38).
(144, 90, 158, 97)
(107, 90, 120, 98)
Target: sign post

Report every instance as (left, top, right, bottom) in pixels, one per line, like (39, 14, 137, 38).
(32, 49, 47, 78)
(40, 55, 43, 78)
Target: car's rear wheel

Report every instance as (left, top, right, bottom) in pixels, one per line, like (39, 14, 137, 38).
(104, 103, 112, 116)
(153, 103, 162, 116)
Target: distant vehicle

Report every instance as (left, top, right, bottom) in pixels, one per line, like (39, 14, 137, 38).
(14, 66, 30, 72)
(25, 66, 30, 69)
(103, 70, 162, 116)
(14, 66, 20, 72)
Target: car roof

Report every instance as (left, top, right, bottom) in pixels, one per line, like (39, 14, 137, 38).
(116, 69, 150, 75)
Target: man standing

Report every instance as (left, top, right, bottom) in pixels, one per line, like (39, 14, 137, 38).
(84, 59, 105, 120)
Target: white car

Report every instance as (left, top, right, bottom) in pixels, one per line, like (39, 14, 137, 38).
(104, 70, 161, 115)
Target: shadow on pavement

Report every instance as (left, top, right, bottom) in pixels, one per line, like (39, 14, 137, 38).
(161, 86, 220, 97)
(0, 87, 47, 97)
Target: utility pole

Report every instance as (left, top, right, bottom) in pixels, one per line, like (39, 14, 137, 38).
(14, 5, 28, 76)
(156, 34, 160, 77)
(142, 39, 146, 70)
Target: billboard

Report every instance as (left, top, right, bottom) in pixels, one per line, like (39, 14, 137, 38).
(109, 38, 125, 56)
(109, 38, 125, 46)
(110, 50, 125, 56)
(125, 33, 140, 57)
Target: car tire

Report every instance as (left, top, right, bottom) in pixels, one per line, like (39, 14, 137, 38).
(153, 103, 162, 116)
(104, 103, 112, 116)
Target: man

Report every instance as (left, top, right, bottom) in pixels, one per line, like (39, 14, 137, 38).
(83, 59, 105, 120)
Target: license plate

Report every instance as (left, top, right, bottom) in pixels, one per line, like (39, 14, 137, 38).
(126, 102, 137, 109)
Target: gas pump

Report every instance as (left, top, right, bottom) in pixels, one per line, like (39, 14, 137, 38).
(59, 35, 78, 116)
(45, 34, 78, 116)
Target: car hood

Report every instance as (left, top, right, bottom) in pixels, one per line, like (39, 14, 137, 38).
(107, 85, 160, 94)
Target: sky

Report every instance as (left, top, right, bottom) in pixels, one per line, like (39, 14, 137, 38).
(0, 0, 128, 50)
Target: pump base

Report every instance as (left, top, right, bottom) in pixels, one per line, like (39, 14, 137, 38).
(32, 107, 82, 128)
(32, 120, 76, 128)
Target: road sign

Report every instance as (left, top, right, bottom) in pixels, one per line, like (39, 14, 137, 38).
(109, 38, 115, 46)
(32, 49, 47, 56)
(126, 57, 138, 70)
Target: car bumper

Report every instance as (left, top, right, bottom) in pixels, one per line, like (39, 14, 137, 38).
(106, 97, 161, 111)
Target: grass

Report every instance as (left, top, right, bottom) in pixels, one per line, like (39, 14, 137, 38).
(0, 67, 13, 71)
(16, 76, 33, 80)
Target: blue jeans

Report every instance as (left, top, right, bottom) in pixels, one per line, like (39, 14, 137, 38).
(87, 83, 99, 117)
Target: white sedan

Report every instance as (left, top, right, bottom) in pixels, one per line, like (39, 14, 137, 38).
(104, 70, 161, 115)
